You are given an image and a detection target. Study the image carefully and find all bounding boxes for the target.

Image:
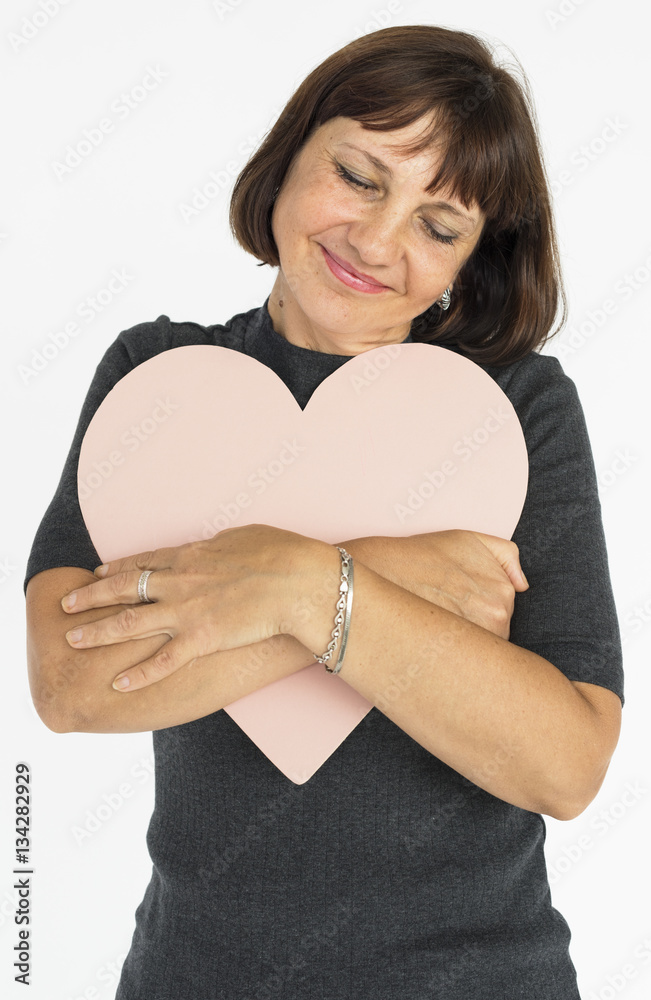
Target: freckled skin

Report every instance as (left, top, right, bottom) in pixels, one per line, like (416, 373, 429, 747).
(268, 114, 485, 355)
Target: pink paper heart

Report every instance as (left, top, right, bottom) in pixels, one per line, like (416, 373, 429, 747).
(78, 343, 528, 783)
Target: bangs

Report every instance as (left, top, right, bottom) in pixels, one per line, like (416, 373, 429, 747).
(314, 54, 536, 232)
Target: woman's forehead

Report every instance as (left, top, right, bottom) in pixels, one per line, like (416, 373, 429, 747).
(318, 114, 440, 151)
(315, 119, 482, 216)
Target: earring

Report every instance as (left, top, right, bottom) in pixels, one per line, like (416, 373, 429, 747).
(438, 287, 451, 310)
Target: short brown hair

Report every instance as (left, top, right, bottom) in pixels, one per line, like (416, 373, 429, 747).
(229, 25, 566, 366)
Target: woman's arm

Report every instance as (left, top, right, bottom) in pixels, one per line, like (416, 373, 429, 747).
(288, 539, 622, 823)
(313, 356, 620, 823)
(31, 531, 491, 733)
(26, 565, 319, 734)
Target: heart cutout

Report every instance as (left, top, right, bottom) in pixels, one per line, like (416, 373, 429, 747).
(78, 343, 528, 783)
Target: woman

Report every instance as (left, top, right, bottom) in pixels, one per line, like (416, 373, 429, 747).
(24, 24, 623, 999)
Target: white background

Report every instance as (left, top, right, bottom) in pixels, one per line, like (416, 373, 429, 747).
(2, 1, 649, 998)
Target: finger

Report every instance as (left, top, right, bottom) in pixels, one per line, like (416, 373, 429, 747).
(471, 532, 529, 591)
(93, 547, 177, 579)
(65, 605, 174, 648)
(111, 635, 199, 691)
(61, 568, 169, 613)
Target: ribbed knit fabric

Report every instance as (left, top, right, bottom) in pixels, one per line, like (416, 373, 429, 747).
(24, 299, 624, 998)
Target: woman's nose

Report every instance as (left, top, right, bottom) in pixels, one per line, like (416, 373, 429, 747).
(346, 204, 405, 269)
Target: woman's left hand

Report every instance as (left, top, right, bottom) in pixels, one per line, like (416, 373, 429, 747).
(60, 523, 331, 691)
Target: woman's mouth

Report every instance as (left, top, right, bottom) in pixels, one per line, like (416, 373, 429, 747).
(319, 245, 390, 294)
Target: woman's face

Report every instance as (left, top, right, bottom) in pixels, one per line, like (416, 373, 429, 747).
(269, 115, 485, 354)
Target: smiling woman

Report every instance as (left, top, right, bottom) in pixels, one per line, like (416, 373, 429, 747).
(260, 115, 487, 354)
(230, 25, 565, 362)
(24, 22, 623, 1000)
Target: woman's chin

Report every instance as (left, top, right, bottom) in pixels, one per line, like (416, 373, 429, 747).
(304, 282, 386, 332)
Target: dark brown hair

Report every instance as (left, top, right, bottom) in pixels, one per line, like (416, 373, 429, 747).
(229, 25, 566, 366)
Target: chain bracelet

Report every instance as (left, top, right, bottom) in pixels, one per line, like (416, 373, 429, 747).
(312, 546, 354, 675)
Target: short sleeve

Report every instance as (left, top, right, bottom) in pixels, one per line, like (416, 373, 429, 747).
(506, 354, 624, 707)
(23, 319, 172, 595)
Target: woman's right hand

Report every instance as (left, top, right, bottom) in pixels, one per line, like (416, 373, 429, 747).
(343, 530, 529, 641)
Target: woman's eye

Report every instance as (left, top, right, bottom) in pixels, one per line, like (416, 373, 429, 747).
(334, 160, 457, 247)
(334, 163, 374, 190)
(422, 221, 456, 246)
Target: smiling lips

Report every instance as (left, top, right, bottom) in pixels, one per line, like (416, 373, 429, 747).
(320, 245, 390, 294)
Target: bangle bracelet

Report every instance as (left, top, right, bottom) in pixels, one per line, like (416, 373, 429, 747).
(312, 547, 354, 675)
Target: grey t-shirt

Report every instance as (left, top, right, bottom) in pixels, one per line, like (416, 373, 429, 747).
(24, 298, 624, 999)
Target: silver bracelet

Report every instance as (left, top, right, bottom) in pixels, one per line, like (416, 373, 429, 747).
(312, 546, 354, 675)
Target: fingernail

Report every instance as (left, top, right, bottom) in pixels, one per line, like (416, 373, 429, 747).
(61, 592, 77, 610)
(67, 628, 83, 643)
(113, 675, 130, 690)
(95, 564, 108, 578)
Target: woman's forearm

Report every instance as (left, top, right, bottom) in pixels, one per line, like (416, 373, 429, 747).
(71, 630, 318, 734)
(27, 566, 317, 734)
(28, 538, 379, 734)
(290, 547, 621, 820)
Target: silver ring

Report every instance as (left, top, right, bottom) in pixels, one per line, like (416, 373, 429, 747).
(137, 570, 154, 604)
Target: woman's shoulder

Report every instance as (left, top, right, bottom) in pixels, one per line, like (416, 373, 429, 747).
(461, 346, 592, 464)
(77, 307, 263, 420)
(476, 347, 580, 418)
(479, 346, 567, 391)
(112, 306, 259, 369)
